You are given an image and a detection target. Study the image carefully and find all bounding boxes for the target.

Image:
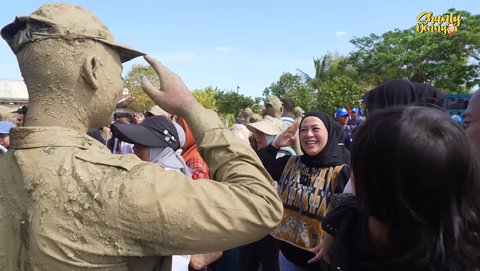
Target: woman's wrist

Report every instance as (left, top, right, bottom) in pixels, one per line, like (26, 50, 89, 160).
(271, 141, 280, 149)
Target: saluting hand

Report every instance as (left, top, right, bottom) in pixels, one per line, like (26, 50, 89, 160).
(142, 55, 201, 118)
(272, 121, 299, 149)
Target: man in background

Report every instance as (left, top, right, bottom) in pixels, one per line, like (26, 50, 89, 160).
(264, 95, 284, 119)
(107, 113, 135, 154)
(334, 107, 353, 150)
(280, 98, 295, 126)
(347, 107, 363, 127)
(11, 105, 27, 127)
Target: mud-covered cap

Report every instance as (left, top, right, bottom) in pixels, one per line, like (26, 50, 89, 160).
(1, 3, 144, 63)
(265, 95, 283, 115)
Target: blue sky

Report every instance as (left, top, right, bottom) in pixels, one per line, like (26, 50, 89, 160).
(1, 1, 479, 98)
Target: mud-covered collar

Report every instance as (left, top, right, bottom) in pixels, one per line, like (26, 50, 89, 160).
(9, 126, 100, 150)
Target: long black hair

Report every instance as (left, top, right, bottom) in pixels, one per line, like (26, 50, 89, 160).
(351, 106, 480, 269)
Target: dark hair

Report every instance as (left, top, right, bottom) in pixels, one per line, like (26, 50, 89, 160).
(12, 105, 28, 116)
(352, 106, 480, 269)
(113, 112, 134, 124)
(281, 98, 295, 113)
(363, 80, 444, 116)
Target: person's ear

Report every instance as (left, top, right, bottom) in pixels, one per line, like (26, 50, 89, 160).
(80, 55, 99, 90)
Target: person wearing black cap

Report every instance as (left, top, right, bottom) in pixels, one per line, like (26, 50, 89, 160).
(111, 115, 191, 176)
(113, 115, 194, 269)
(0, 3, 282, 271)
(11, 105, 27, 127)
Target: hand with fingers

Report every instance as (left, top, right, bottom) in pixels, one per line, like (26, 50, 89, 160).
(142, 55, 201, 118)
(307, 232, 333, 264)
(272, 120, 300, 149)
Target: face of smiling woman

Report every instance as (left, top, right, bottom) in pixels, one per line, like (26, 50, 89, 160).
(299, 116, 329, 156)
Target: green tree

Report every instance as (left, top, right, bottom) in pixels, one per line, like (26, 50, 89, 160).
(215, 90, 255, 115)
(348, 9, 480, 93)
(252, 97, 264, 113)
(263, 72, 298, 98)
(123, 65, 159, 112)
(297, 53, 355, 93)
(294, 54, 359, 114)
(297, 55, 333, 93)
(191, 86, 218, 111)
(316, 76, 364, 116)
(263, 72, 316, 111)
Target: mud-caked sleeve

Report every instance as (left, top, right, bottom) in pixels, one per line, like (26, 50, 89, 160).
(115, 108, 283, 256)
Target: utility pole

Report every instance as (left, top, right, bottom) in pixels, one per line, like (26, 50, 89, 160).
(236, 85, 240, 95)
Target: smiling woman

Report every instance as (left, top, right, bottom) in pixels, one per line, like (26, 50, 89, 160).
(258, 111, 351, 271)
(299, 116, 329, 156)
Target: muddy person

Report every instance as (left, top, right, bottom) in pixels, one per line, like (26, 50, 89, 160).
(0, 3, 282, 271)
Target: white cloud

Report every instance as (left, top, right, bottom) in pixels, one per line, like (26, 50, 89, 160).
(336, 31, 347, 37)
(216, 47, 233, 53)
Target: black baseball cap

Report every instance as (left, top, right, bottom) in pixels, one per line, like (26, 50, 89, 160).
(111, 115, 180, 149)
(11, 105, 28, 115)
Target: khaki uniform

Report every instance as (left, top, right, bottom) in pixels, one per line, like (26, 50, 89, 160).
(0, 108, 283, 271)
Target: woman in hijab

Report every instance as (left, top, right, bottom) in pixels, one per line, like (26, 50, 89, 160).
(362, 79, 444, 115)
(258, 112, 350, 271)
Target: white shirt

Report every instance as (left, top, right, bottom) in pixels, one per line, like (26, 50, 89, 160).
(281, 116, 295, 126)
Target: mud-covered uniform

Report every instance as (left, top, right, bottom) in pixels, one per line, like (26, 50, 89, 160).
(0, 108, 283, 271)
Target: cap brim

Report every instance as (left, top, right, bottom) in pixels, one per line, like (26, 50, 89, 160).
(247, 121, 282, 135)
(1, 17, 23, 41)
(111, 123, 169, 148)
(105, 41, 145, 63)
(1, 16, 144, 63)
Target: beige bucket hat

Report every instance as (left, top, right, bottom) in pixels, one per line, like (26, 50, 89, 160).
(247, 115, 286, 135)
(1, 3, 144, 63)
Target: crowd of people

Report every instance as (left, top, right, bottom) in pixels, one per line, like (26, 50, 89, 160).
(1, 3, 480, 271)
